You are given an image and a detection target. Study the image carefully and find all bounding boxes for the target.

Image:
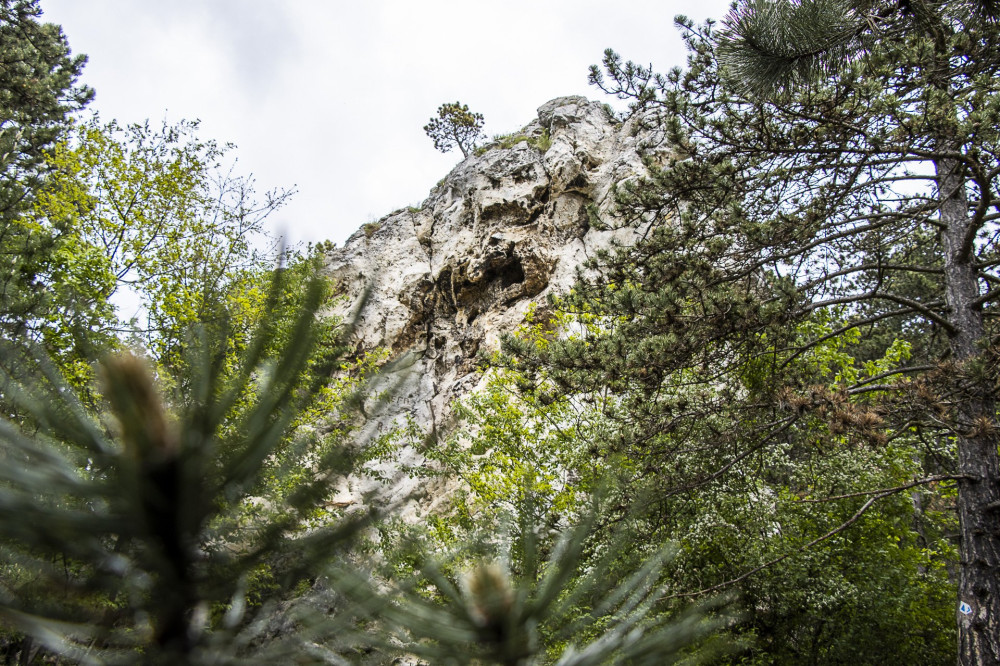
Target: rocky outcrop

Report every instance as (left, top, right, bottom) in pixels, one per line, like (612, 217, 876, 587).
(322, 96, 654, 515)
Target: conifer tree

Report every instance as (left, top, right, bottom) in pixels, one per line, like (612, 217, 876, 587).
(424, 101, 485, 158)
(714, 5, 1000, 658)
(0, 0, 92, 341)
(0, 269, 369, 663)
(501, 0, 1000, 661)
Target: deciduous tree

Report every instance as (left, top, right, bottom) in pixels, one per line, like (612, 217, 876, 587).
(30, 117, 293, 382)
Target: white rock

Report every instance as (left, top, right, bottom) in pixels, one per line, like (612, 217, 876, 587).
(321, 97, 655, 516)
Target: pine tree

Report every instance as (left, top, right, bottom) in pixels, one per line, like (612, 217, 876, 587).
(0, 0, 92, 341)
(715, 3, 1000, 662)
(508, 0, 1000, 660)
(424, 101, 485, 158)
(0, 269, 370, 663)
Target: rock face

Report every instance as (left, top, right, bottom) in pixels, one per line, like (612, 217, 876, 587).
(322, 96, 653, 514)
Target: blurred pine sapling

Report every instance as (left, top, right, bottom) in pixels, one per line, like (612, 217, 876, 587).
(0, 268, 375, 663)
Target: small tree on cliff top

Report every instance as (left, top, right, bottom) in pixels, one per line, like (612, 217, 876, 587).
(424, 101, 484, 158)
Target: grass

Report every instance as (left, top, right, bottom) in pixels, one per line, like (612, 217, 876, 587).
(474, 128, 551, 156)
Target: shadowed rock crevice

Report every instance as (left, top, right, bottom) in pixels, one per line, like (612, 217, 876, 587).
(450, 250, 526, 310)
(498, 256, 525, 289)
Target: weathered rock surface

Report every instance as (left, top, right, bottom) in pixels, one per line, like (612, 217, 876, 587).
(322, 96, 654, 515)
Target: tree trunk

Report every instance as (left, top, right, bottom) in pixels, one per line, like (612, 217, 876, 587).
(937, 150, 1000, 666)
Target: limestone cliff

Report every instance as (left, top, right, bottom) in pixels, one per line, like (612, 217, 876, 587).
(322, 96, 656, 514)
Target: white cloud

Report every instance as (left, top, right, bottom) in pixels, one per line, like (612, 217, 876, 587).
(40, 1, 733, 247)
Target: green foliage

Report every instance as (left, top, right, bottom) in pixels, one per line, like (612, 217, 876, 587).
(717, 0, 868, 96)
(475, 128, 552, 156)
(0, 0, 92, 342)
(0, 283, 732, 663)
(424, 101, 485, 158)
(0, 269, 370, 662)
(450, 301, 956, 662)
(309, 239, 337, 255)
(0, 107, 730, 661)
(30, 116, 292, 376)
(426, 308, 609, 527)
(347, 492, 733, 665)
(718, 0, 1000, 96)
(539, 3, 1000, 657)
(404, 310, 731, 662)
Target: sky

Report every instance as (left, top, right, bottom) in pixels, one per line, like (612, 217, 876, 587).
(40, 1, 734, 249)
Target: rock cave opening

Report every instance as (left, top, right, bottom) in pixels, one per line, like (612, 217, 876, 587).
(498, 256, 526, 289)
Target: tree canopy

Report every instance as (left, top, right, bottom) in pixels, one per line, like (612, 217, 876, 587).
(474, 0, 1000, 661)
(424, 101, 485, 159)
(0, 0, 92, 342)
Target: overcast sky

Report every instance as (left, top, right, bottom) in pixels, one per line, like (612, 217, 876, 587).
(40, 1, 734, 249)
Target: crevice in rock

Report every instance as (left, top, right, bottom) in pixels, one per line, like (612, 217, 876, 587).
(440, 250, 528, 315)
(480, 200, 529, 225)
(512, 164, 536, 184)
(525, 205, 545, 228)
(566, 173, 590, 193)
(480, 199, 546, 227)
(498, 257, 525, 289)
